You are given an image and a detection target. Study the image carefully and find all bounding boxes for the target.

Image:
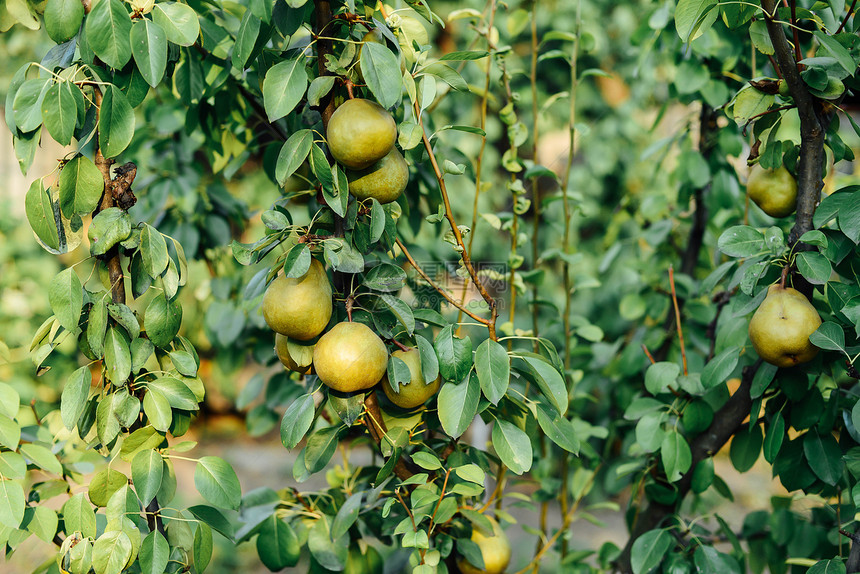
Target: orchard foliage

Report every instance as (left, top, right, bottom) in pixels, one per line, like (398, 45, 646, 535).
(2, 0, 860, 572)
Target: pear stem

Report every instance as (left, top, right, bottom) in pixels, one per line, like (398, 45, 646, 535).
(779, 265, 789, 288)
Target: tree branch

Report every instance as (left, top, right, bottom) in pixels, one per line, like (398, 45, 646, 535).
(761, 0, 827, 245)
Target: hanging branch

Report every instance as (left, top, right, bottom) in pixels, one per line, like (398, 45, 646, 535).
(413, 99, 499, 340)
(615, 361, 761, 572)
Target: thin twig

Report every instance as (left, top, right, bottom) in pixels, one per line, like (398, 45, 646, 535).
(668, 266, 688, 376)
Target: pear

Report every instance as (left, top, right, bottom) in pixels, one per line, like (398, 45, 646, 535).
(326, 99, 397, 170)
(313, 322, 389, 393)
(262, 259, 332, 341)
(347, 148, 409, 204)
(456, 516, 512, 574)
(748, 284, 821, 368)
(275, 334, 313, 374)
(382, 348, 440, 409)
(747, 165, 797, 218)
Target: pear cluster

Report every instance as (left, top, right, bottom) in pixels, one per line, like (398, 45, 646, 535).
(326, 98, 409, 205)
(261, 259, 437, 406)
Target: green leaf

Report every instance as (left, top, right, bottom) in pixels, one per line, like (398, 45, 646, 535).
(380, 294, 415, 335)
(693, 546, 741, 573)
(256, 514, 300, 570)
(644, 362, 680, 395)
(416, 335, 439, 384)
(491, 419, 532, 475)
(195, 456, 242, 510)
(98, 85, 135, 157)
(59, 154, 104, 218)
(63, 492, 97, 538)
(763, 412, 785, 463)
(13, 78, 50, 132)
(147, 377, 198, 410)
(104, 327, 131, 385)
(26, 505, 58, 542)
(729, 423, 762, 472)
(143, 389, 172, 432)
(141, 223, 169, 278)
(85, 0, 132, 69)
(439, 50, 490, 60)
(535, 402, 579, 454)
(0, 479, 25, 528)
(280, 394, 315, 449)
(808, 560, 847, 574)
(813, 31, 855, 74)
(139, 531, 169, 574)
(675, 0, 718, 42)
(795, 251, 832, 285)
(193, 522, 213, 572)
(262, 58, 308, 122)
(0, 384, 18, 419)
(717, 225, 765, 257)
(810, 321, 845, 352)
(437, 373, 480, 439)
(702, 347, 740, 389)
(514, 354, 568, 415)
(151, 2, 199, 46)
(88, 207, 132, 256)
(630, 528, 671, 574)
(88, 468, 128, 507)
(232, 10, 261, 70)
(360, 41, 402, 109)
(144, 292, 182, 348)
(25, 179, 60, 251)
(363, 263, 407, 292)
(49, 267, 83, 332)
(474, 339, 509, 405)
(0, 415, 21, 450)
(661, 430, 692, 482)
(804, 429, 843, 485)
(275, 129, 313, 186)
(732, 85, 774, 125)
(92, 530, 133, 574)
(41, 81, 77, 145)
(20, 443, 62, 475)
(304, 425, 341, 474)
(131, 19, 168, 87)
(434, 325, 472, 382)
(131, 449, 163, 506)
(44, 0, 85, 42)
(0, 452, 26, 480)
(331, 492, 363, 540)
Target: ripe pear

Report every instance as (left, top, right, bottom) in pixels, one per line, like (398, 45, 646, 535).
(382, 348, 440, 409)
(456, 517, 512, 574)
(747, 165, 797, 218)
(262, 259, 332, 341)
(347, 148, 409, 204)
(326, 99, 396, 170)
(313, 322, 389, 393)
(748, 284, 821, 368)
(275, 334, 313, 374)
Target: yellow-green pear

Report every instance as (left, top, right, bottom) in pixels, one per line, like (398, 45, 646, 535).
(313, 322, 388, 393)
(262, 259, 332, 340)
(326, 99, 397, 169)
(347, 148, 409, 204)
(456, 517, 512, 574)
(382, 348, 440, 409)
(275, 334, 313, 374)
(748, 284, 821, 368)
(747, 165, 797, 218)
